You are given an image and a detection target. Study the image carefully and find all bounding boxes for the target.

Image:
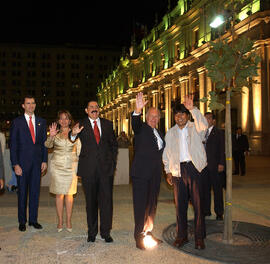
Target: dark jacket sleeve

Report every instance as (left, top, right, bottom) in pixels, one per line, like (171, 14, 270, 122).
(10, 119, 19, 166)
(108, 121, 118, 166)
(243, 135, 249, 152)
(219, 129, 225, 166)
(131, 112, 143, 134)
(41, 119, 48, 163)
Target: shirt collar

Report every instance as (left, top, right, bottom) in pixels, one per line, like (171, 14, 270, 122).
(178, 122, 188, 131)
(88, 117, 100, 124)
(24, 113, 35, 120)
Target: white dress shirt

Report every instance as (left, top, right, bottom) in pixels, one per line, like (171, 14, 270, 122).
(178, 124, 191, 162)
(88, 117, 102, 136)
(24, 113, 36, 135)
(153, 128, 163, 150)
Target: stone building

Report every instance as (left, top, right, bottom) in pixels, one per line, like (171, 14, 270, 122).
(97, 0, 270, 155)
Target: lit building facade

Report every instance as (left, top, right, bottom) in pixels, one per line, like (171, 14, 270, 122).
(97, 0, 270, 155)
(0, 43, 121, 123)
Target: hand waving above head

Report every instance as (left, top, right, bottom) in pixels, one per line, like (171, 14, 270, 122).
(135, 92, 148, 114)
(183, 95, 194, 110)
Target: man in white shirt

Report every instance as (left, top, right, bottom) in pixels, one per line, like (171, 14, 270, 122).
(131, 92, 165, 250)
(163, 95, 208, 250)
(70, 100, 118, 243)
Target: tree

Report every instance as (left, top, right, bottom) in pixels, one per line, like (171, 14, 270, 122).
(202, 0, 261, 244)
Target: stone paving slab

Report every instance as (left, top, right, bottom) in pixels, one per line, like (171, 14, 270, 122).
(0, 155, 270, 264)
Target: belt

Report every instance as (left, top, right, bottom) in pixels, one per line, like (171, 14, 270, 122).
(180, 161, 191, 165)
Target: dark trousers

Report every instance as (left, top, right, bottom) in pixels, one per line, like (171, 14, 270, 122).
(201, 167, 224, 216)
(172, 162, 205, 240)
(233, 151, 246, 175)
(132, 169, 161, 240)
(17, 163, 41, 224)
(82, 170, 113, 238)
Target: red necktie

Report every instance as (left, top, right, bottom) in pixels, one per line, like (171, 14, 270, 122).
(29, 116, 35, 144)
(93, 120, 100, 144)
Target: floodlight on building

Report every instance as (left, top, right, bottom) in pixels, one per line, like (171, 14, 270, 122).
(210, 15, 225, 28)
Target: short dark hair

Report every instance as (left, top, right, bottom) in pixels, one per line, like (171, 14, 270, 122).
(86, 100, 99, 108)
(205, 112, 216, 120)
(22, 95, 35, 104)
(173, 103, 190, 116)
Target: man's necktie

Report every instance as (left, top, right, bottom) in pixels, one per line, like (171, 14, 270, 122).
(93, 120, 100, 144)
(29, 116, 35, 144)
(153, 128, 161, 150)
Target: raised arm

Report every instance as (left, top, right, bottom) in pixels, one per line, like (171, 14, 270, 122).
(44, 122, 58, 148)
(183, 95, 208, 137)
(132, 92, 148, 134)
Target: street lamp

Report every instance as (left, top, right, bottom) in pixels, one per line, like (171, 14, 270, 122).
(210, 15, 225, 28)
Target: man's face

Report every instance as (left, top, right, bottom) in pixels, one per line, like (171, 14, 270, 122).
(22, 98, 36, 115)
(205, 114, 214, 128)
(236, 128, 242, 135)
(174, 112, 189, 129)
(146, 109, 160, 129)
(85, 101, 99, 120)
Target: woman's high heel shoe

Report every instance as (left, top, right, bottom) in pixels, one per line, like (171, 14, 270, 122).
(57, 228, 63, 233)
(66, 228, 72, 233)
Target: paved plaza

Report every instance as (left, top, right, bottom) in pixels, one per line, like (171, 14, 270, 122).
(0, 155, 270, 264)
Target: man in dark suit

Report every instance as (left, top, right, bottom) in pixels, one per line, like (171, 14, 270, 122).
(10, 95, 48, 231)
(70, 100, 118, 243)
(232, 127, 249, 176)
(203, 112, 225, 220)
(131, 92, 165, 250)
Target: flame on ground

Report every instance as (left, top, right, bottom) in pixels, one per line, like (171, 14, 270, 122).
(143, 235, 157, 249)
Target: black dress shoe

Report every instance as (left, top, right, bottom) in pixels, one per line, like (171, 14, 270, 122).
(173, 237, 189, 248)
(195, 239, 205, 250)
(101, 235, 114, 243)
(216, 214, 223, 220)
(136, 238, 146, 250)
(146, 231, 163, 244)
(29, 222, 43, 229)
(19, 224, 26, 232)
(233, 172, 239, 175)
(87, 236, 96, 242)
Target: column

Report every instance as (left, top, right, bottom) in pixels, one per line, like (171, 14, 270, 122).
(117, 106, 121, 136)
(206, 74, 212, 112)
(112, 109, 117, 131)
(121, 103, 128, 135)
(152, 90, 159, 108)
(241, 86, 249, 132)
(164, 83, 172, 132)
(179, 76, 189, 103)
(197, 67, 206, 114)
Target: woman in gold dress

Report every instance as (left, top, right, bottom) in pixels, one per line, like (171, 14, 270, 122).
(45, 110, 81, 232)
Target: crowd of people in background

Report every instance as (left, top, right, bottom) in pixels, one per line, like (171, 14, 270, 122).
(0, 93, 250, 251)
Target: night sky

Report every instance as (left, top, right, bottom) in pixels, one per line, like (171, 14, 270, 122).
(0, 1, 173, 48)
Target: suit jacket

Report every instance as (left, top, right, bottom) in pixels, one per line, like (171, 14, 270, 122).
(73, 117, 118, 178)
(232, 134, 249, 153)
(205, 126, 225, 172)
(163, 107, 208, 177)
(131, 113, 165, 180)
(10, 115, 48, 170)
